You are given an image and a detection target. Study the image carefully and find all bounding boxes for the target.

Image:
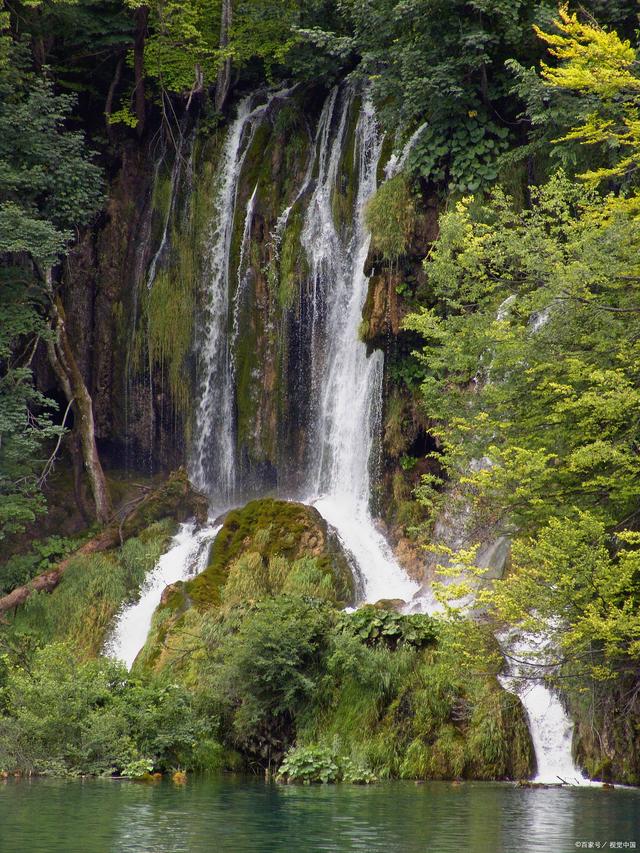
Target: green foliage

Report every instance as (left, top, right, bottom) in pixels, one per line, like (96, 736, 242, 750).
(0, 53, 103, 239)
(122, 757, 154, 778)
(0, 280, 60, 540)
(365, 175, 416, 261)
(406, 173, 640, 534)
(297, 618, 532, 780)
(405, 41, 640, 682)
(5, 519, 175, 657)
(0, 39, 103, 539)
(140, 0, 218, 95)
(200, 596, 332, 760)
(337, 605, 437, 650)
(0, 535, 79, 595)
(480, 513, 640, 679)
(533, 5, 640, 189)
(278, 744, 340, 783)
(277, 744, 376, 784)
(324, 0, 547, 186)
(0, 642, 216, 776)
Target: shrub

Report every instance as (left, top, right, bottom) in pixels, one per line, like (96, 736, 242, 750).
(277, 744, 376, 784)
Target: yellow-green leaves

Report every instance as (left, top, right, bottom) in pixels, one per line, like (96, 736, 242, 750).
(535, 5, 640, 187)
(535, 5, 639, 99)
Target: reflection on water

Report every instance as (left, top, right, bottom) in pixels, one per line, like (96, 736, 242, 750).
(1, 777, 638, 853)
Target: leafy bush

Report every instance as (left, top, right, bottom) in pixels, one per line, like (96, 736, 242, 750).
(0, 535, 79, 596)
(201, 596, 333, 761)
(277, 744, 376, 784)
(0, 642, 218, 777)
(122, 758, 154, 779)
(338, 605, 437, 650)
(278, 745, 340, 783)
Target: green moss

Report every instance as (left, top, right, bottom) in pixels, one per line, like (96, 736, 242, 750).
(365, 174, 417, 262)
(377, 133, 395, 185)
(188, 498, 354, 609)
(278, 206, 308, 310)
(331, 95, 360, 234)
(136, 499, 356, 676)
(126, 127, 225, 430)
(150, 172, 173, 243)
(121, 468, 208, 535)
(143, 253, 194, 419)
(570, 676, 640, 785)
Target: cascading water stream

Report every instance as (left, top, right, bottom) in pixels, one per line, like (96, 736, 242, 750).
(106, 522, 219, 669)
(498, 628, 589, 785)
(232, 182, 258, 352)
(191, 96, 263, 506)
(384, 122, 429, 180)
(301, 88, 418, 604)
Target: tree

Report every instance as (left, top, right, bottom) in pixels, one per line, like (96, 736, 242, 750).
(0, 279, 60, 540)
(406, 173, 640, 533)
(316, 0, 554, 191)
(0, 43, 111, 525)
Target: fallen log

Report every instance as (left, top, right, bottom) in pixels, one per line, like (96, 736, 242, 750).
(0, 468, 208, 615)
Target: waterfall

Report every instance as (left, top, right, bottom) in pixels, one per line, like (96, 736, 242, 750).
(384, 122, 429, 180)
(106, 522, 219, 669)
(108, 85, 599, 783)
(232, 182, 258, 353)
(498, 629, 589, 785)
(404, 292, 590, 784)
(301, 88, 418, 604)
(190, 96, 260, 505)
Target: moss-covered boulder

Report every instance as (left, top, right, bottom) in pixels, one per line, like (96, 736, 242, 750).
(135, 498, 355, 674)
(190, 498, 353, 608)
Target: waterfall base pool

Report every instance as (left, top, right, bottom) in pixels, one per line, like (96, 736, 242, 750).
(1, 777, 638, 853)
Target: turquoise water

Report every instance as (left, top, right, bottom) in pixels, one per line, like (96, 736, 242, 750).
(1, 776, 638, 853)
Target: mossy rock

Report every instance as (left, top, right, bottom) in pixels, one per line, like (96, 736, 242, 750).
(187, 498, 354, 609)
(121, 468, 208, 538)
(135, 498, 356, 675)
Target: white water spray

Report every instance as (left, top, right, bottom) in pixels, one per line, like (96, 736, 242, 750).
(107, 522, 220, 669)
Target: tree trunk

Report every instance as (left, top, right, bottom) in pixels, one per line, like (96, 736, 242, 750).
(215, 0, 233, 113)
(68, 430, 93, 524)
(105, 53, 125, 140)
(46, 293, 113, 525)
(134, 6, 149, 136)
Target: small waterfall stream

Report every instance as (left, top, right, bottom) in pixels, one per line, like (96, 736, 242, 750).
(106, 522, 219, 669)
(190, 95, 261, 505)
(498, 629, 589, 785)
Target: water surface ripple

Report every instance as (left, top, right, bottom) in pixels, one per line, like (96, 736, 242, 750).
(1, 777, 638, 853)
